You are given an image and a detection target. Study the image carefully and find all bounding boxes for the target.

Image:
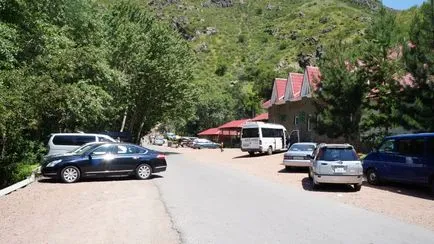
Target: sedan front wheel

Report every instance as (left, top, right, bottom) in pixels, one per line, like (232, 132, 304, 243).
(60, 166, 80, 183)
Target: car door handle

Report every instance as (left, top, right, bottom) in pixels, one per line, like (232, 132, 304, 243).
(133, 156, 139, 160)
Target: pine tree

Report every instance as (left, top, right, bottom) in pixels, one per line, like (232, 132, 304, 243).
(314, 43, 365, 141)
(401, 2, 434, 132)
(359, 7, 402, 144)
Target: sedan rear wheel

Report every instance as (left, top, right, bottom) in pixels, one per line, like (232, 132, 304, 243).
(136, 163, 152, 180)
(61, 166, 80, 183)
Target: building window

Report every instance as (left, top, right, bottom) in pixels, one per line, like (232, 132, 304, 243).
(294, 116, 299, 126)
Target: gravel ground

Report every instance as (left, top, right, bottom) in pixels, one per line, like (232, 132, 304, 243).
(162, 146, 434, 231)
(0, 177, 179, 244)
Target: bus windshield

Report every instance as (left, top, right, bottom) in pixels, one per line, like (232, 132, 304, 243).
(242, 128, 259, 138)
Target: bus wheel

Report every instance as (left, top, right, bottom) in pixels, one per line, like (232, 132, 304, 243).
(267, 146, 273, 155)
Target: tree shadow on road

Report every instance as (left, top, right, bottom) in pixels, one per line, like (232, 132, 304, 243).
(301, 177, 356, 193)
(38, 174, 163, 184)
(362, 182, 433, 200)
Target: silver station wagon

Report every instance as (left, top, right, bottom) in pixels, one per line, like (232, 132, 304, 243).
(308, 144, 363, 191)
(282, 142, 317, 170)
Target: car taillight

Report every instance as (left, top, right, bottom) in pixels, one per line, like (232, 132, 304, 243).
(157, 154, 165, 159)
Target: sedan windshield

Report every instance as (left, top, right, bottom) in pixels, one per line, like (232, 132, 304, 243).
(289, 144, 316, 151)
(319, 148, 358, 161)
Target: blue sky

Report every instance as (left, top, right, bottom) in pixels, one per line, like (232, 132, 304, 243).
(382, 0, 427, 10)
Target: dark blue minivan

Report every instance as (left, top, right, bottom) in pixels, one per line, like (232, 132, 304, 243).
(363, 133, 434, 192)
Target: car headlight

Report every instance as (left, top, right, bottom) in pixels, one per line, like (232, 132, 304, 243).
(46, 159, 62, 167)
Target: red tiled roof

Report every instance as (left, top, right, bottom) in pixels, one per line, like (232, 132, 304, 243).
(218, 119, 250, 129)
(289, 73, 304, 99)
(274, 78, 287, 104)
(306, 66, 321, 89)
(197, 128, 221, 136)
(262, 100, 271, 109)
(252, 113, 268, 121)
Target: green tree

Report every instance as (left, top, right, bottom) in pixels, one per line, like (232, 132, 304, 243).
(401, 2, 434, 131)
(105, 1, 195, 142)
(359, 7, 402, 143)
(314, 43, 365, 141)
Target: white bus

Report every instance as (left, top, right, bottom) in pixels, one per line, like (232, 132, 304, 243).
(241, 122, 288, 156)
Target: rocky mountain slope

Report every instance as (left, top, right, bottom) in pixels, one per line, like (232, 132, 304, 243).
(148, 0, 378, 83)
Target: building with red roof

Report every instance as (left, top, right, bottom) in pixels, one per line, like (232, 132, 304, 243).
(251, 113, 268, 122)
(267, 66, 324, 143)
(197, 128, 221, 136)
(284, 73, 304, 101)
(196, 119, 251, 148)
(270, 78, 287, 105)
(197, 127, 221, 142)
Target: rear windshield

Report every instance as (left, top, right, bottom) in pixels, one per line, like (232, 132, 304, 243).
(242, 128, 259, 138)
(289, 144, 316, 152)
(318, 148, 358, 161)
(52, 135, 96, 146)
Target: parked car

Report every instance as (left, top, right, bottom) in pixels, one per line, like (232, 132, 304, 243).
(46, 133, 116, 156)
(363, 133, 434, 193)
(41, 142, 167, 183)
(186, 137, 198, 148)
(154, 137, 165, 146)
(192, 138, 220, 149)
(282, 142, 317, 170)
(308, 144, 363, 191)
(178, 137, 196, 147)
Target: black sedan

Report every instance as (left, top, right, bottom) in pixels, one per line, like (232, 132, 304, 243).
(41, 142, 167, 183)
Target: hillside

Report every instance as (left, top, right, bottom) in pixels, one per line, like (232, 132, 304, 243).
(136, 0, 380, 131)
(149, 1, 376, 80)
(100, 0, 417, 133)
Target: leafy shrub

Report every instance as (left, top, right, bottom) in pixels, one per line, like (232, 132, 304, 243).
(215, 64, 228, 76)
(237, 34, 246, 43)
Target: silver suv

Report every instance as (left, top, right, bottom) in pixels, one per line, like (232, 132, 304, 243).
(308, 144, 363, 191)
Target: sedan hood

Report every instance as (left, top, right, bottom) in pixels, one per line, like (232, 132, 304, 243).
(42, 154, 83, 166)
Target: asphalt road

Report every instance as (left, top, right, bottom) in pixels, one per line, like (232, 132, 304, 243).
(154, 152, 434, 244)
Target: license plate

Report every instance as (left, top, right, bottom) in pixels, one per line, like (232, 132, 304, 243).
(293, 157, 304, 160)
(334, 167, 346, 173)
